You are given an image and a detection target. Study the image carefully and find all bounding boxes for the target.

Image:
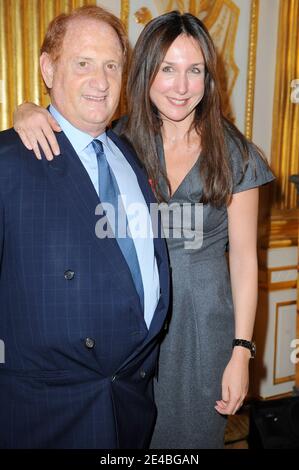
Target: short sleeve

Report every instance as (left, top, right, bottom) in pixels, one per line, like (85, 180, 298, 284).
(230, 138, 275, 194)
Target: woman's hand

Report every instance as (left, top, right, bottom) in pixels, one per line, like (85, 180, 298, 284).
(13, 103, 61, 160)
(215, 346, 250, 415)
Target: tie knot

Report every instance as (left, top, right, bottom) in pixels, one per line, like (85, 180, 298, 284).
(92, 139, 104, 155)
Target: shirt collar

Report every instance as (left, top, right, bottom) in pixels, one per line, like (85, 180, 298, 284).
(49, 105, 107, 154)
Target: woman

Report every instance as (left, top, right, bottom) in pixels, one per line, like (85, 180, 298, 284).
(13, 11, 274, 448)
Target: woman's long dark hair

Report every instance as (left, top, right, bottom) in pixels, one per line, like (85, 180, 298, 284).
(123, 11, 256, 206)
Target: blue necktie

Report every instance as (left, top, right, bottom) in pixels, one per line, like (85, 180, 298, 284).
(92, 139, 144, 311)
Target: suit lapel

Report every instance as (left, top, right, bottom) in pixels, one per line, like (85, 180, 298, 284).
(37, 131, 140, 302)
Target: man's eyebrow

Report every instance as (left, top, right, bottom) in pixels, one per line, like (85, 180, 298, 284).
(74, 57, 121, 63)
(74, 56, 94, 60)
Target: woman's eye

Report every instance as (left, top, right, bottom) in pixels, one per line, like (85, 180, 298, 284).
(162, 66, 173, 73)
(79, 61, 88, 67)
(191, 67, 203, 74)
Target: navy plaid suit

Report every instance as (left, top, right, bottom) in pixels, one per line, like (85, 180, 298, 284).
(0, 128, 170, 449)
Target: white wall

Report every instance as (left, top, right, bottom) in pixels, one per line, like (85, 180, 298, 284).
(97, 0, 121, 18)
(229, 0, 251, 136)
(253, 0, 280, 161)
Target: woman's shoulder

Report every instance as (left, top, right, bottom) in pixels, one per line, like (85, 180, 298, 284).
(223, 122, 275, 193)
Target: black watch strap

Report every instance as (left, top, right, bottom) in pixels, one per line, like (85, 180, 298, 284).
(232, 339, 256, 358)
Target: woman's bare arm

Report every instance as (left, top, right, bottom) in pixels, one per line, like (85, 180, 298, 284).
(215, 187, 259, 415)
(13, 102, 61, 160)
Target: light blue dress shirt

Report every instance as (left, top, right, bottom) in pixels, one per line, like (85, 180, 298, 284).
(49, 105, 160, 329)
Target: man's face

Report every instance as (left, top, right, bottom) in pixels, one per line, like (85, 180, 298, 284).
(41, 18, 123, 136)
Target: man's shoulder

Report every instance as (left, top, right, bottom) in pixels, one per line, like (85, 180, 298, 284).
(0, 128, 29, 188)
(0, 126, 19, 140)
(0, 127, 22, 159)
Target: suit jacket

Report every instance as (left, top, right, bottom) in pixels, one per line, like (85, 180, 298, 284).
(0, 128, 170, 449)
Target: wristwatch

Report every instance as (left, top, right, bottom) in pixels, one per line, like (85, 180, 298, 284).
(232, 339, 256, 358)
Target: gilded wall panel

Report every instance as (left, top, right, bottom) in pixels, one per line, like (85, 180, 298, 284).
(271, 0, 299, 210)
(0, 0, 96, 130)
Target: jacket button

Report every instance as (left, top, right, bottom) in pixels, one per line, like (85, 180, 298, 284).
(64, 270, 75, 280)
(140, 370, 146, 379)
(84, 337, 95, 349)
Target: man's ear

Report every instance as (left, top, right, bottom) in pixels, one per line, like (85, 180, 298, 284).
(40, 52, 55, 89)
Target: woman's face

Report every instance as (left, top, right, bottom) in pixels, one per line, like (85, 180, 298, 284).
(149, 34, 205, 126)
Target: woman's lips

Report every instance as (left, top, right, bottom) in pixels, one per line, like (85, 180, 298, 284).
(167, 97, 189, 106)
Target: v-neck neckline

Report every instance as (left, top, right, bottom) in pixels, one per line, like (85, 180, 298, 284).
(169, 157, 201, 199)
(156, 134, 201, 200)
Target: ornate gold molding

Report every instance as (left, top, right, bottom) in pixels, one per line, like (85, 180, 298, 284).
(119, 1, 130, 117)
(245, 0, 259, 140)
(134, 7, 152, 25)
(0, 0, 96, 131)
(259, 264, 298, 291)
(121, 0, 130, 32)
(271, 0, 299, 210)
(204, 0, 240, 99)
(189, 0, 197, 15)
(259, 209, 299, 249)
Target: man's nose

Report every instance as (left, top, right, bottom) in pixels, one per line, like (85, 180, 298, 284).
(90, 67, 109, 90)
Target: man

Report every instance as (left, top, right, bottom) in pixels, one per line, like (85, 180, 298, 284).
(0, 6, 169, 449)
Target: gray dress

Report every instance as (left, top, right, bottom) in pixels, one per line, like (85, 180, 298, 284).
(150, 136, 275, 449)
